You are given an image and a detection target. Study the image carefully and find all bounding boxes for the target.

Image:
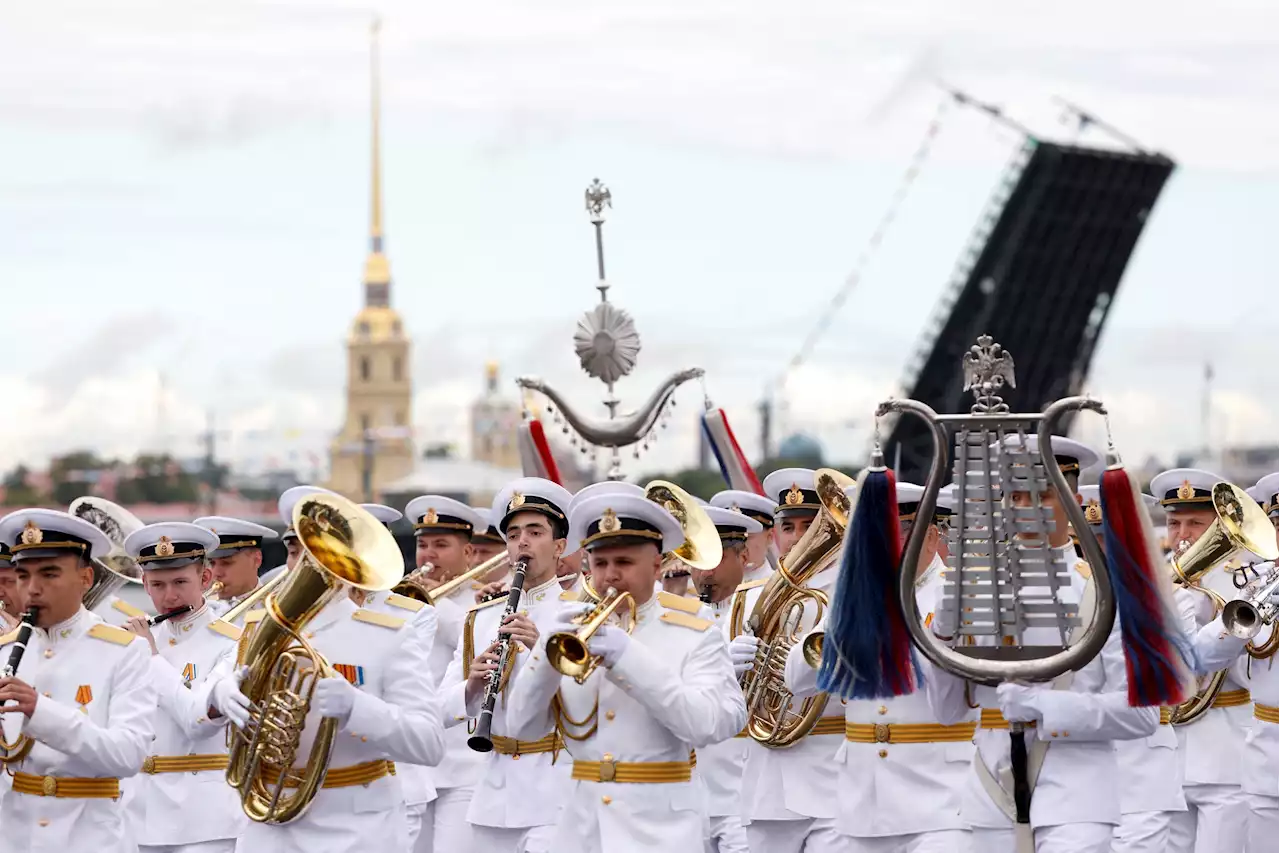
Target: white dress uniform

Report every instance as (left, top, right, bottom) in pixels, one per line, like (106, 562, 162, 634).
(439, 574, 573, 852)
(709, 490, 778, 588)
(200, 594, 445, 853)
(194, 515, 279, 627)
(403, 494, 493, 853)
(505, 494, 747, 853)
(0, 509, 156, 853)
(117, 522, 245, 853)
(1152, 469, 1253, 853)
(928, 543, 1158, 853)
(739, 468, 850, 853)
(786, 552, 975, 853)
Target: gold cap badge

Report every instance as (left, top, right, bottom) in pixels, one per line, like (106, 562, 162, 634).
(155, 536, 175, 558)
(785, 484, 804, 506)
(1177, 480, 1195, 500)
(729, 503, 742, 514)
(508, 492, 526, 511)
(424, 508, 439, 525)
(20, 520, 42, 546)
(1083, 500, 1102, 525)
(600, 508, 620, 533)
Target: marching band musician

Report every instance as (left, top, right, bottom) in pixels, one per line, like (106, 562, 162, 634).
(199, 541, 446, 852)
(470, 506, 510, 572)
(784, 481, 974, 853)
(439, 477, 576, 852)
(737, 467, 849, 853)
(1075, 484, 1187, 853)
(504, 492, 746, 853)
(402, 494, 489, 853)
(192, 515, 278, 618)
(0, 509, 154, 853)
(689, 505, 763, 853)
(0, 544, 28, 631)
(928, 437, 1158, 853)
(1152, 467, 1252, 853)
(119, 522, 243, 853)
(709, 489, 778, 584)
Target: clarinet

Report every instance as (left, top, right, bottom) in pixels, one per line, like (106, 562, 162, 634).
(467, 558, 529, 753)
(3, 610, 37, 679)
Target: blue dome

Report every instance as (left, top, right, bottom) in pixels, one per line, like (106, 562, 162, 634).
(778, 432, 824, 464)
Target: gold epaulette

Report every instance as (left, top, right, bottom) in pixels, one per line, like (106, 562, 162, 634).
(207, 620, 242, 641)
(1074, 560, 1092, 580)
(88, 623, 136, 646)
(734, 577, 768, 594)
(657, 591, 701, 615)
(660, 611, 713, 632)
(0, 627, 18, 646)
(386, 593, 426, 612)
(353, 609, 405, 630)
(559, 590, 579, 601)
(467, 592, 509, 613)
(244, 609, 266, 625)
(112, 599, 147, 619)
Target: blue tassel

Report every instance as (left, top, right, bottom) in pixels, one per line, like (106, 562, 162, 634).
(817, 467, 921, 699)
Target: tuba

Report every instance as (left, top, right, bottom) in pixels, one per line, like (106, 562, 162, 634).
(393, 552, 510, 605)
(1166, 483, 1278, 726)
(226, 493, 402, 824)
(67, 496, 144, 611)
(732, 468, 853, 748)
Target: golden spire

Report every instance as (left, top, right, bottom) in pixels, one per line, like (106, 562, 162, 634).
(363, 16, 391, 304)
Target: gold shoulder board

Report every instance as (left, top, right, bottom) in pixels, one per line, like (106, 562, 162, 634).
(656, 591, 702, 614)
(0, 628, 18, 646)
(559, 590, 579, 601)
(88, 623, 136, 646)
(660, 611, 712, 632)
(207, 620, 242, 641)
(111, 599, 147, 619)
(386, 593, 426, 613)
(353, 609, 405, 630)
(244, 609, 266, 625)
(733, 578, 768, 593)
(1073, 560, 1092, 580)
(467, 592, 509, 614)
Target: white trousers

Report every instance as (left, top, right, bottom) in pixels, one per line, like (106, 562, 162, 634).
(746, 818, 849, 853)
(470, 824, 555, 853)
(840, 830, 972, 853)
(970, 822, 1112, 853)
(406, 802, 433, 853)
(428, 786, 475, 853)
(706, 815, 750, 853)
(140, 843, 236, 853)
(1169, 783, 1247, 853)
(1112, 810, 1176, 853)
(1244, 793, 1279, 853)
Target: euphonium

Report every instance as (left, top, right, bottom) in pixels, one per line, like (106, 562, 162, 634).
(733, 468, 853, 749)
(67, 496, 145, 611)
(225, 493, 402, 824)
(546, 587, 637, 684)
(1168, 482, 1279, 727)
(393, 552, 510, 605)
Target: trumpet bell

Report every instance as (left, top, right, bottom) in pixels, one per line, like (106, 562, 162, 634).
(1173, 483, 1279, 587)
(643, 480, 722, 570)
(546, 588, 636, 684)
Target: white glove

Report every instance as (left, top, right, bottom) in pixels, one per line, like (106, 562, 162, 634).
(544, 601, 595, 642)
(932, 605, 958, 640)
(587, 624, 631, 669)
(996, 682, 1042, 724)
(729, 635, 760, 677)
(315, 676, 358, 725)
(210, 666, 252, 728)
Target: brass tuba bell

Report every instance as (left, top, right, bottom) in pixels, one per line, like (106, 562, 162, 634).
(67, 496, 145, 611)
(734, 468, 854, 749)
(226, 492, 402, 824)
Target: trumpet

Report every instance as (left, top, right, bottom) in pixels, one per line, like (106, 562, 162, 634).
(546, 587, 636, 684)
(394, 552, 509, 605)
(1223, 565, 1280, 641)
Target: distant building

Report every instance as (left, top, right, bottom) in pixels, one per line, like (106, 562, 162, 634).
(777, 432, 824, 466)
(327, 26, 415, 501)
(470, 362, 521, 470)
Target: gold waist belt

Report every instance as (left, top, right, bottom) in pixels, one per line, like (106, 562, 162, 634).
(1160, 708, 1172, 725)
(1213, 689, 1251, 709)
(846, 721, 977, 744)
(1255, 703, 1279, 724)
(980, 709, 1037, 730)
(571, 757, 692, 784)
(142, 754, 229, 775)
(809, 716, 847, 736)
(490, 734, 561, 757)
(262, 758, 395, 789)
(11, 772, 120, 800)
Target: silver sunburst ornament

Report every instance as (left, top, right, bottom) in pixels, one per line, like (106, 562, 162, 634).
(516, 179, 703, 479)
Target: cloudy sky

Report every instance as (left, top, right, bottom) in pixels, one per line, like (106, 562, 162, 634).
(1, 0, 1276, 480)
